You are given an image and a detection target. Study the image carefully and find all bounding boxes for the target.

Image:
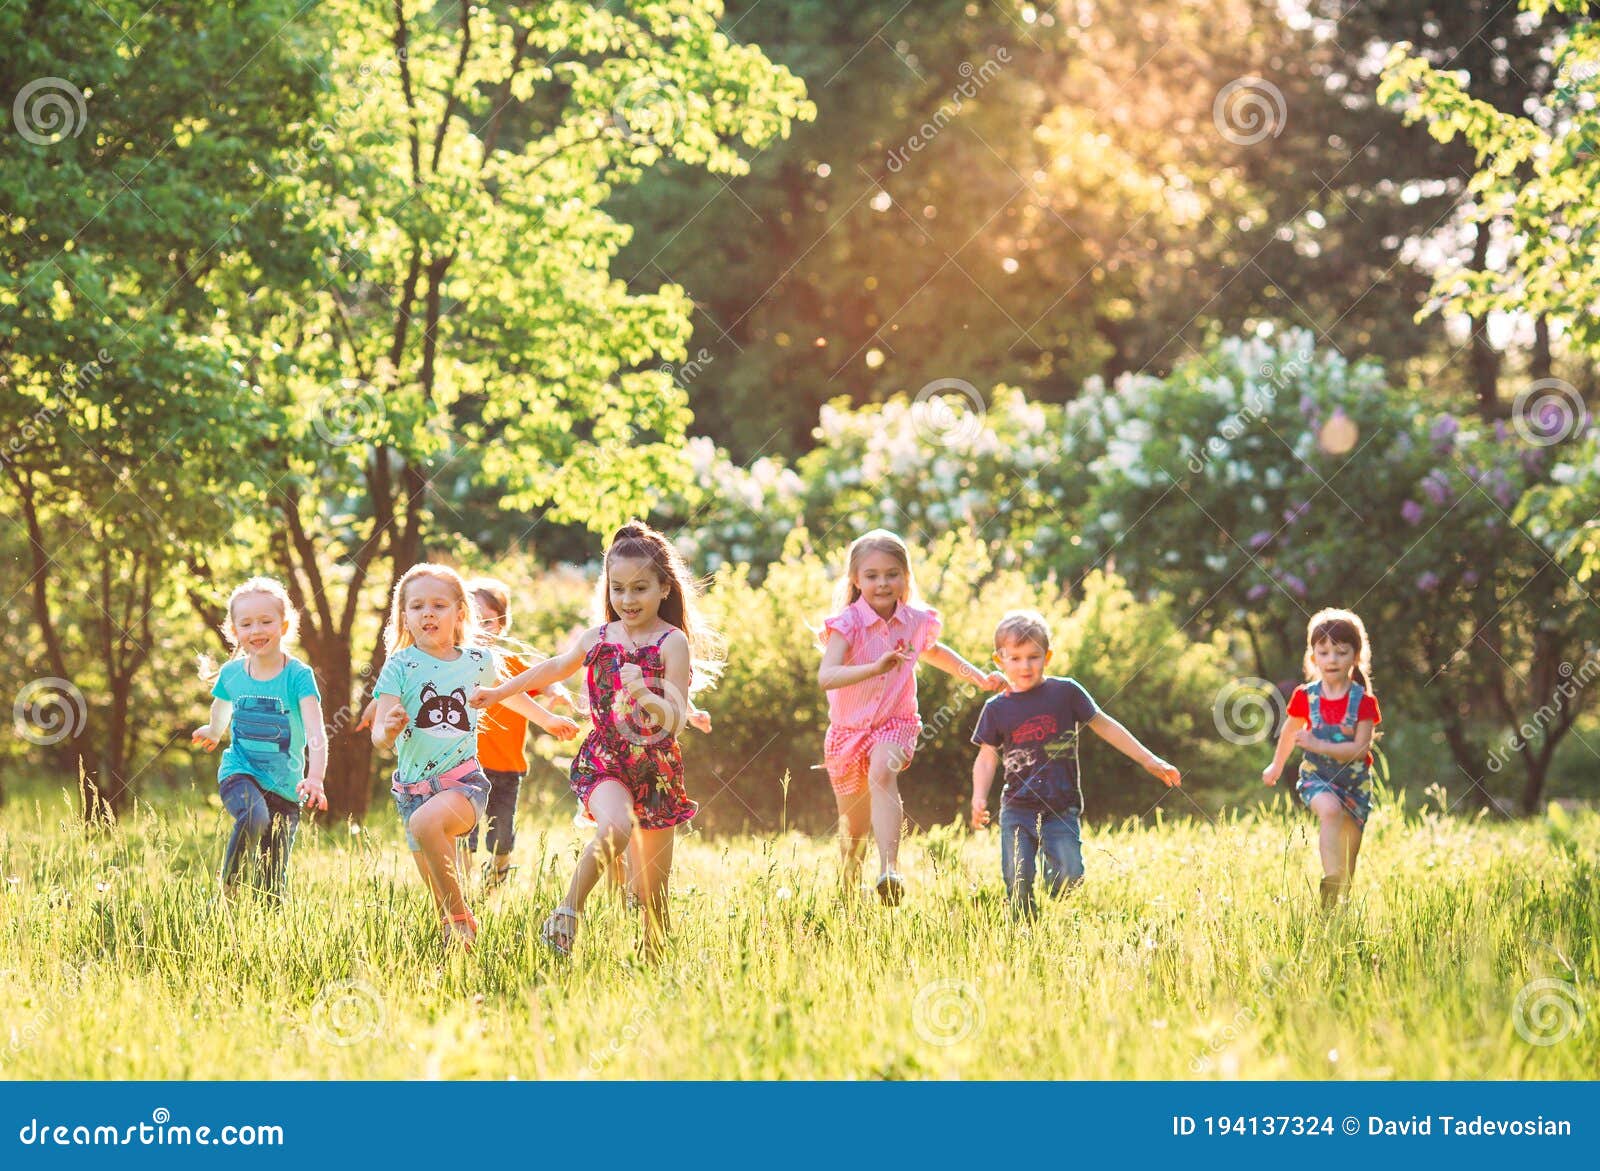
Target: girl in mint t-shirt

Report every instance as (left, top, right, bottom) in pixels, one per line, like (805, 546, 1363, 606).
(192, 577, 327, 901)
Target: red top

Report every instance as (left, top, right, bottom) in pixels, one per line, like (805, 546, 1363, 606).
(1287, 686, 1381, 727)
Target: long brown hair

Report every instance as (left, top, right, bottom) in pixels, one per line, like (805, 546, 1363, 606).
(598, 520, 724, 687)
(1303, 607, 1375, 696)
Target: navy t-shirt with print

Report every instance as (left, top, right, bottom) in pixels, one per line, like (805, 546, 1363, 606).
(971, 677, 1099, 814)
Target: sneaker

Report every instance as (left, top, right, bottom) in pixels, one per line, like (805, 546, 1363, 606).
(482, 859, 515, 891)
(875, 870, 905, 906)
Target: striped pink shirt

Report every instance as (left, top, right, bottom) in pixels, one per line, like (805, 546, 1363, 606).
(823, 597, 944, 729)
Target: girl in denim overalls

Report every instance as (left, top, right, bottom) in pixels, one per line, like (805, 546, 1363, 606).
(1262, 608, 1382, 910)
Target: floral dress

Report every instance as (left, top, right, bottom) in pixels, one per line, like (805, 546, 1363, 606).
(569, 626, 696, 829)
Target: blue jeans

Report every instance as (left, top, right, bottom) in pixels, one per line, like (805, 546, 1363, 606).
(999, 805, 1084, 916)
(219, 773, 301, 899)
(465, 768, 524, 854)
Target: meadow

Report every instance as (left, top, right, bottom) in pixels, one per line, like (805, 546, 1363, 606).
(0, 778, 1594, 1080)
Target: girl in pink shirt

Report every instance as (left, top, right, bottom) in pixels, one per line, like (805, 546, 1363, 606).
(817, 529, 1005, 904)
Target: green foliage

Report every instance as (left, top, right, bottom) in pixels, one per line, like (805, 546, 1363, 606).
(691, 529, 1249, 831)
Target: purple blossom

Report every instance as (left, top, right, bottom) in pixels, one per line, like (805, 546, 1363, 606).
(1421, 470, 1452, 506)
(1248, 530, 1273, 550)
(1281, 500, 1310, 525)
(1430, 413, 1460, 453)
(1299, 394, 1318, 420)
(1462, 569, 1480, 587)
(1493, 420, 1509, 442)
(1282, 573, 1307, 597)
(1416, 571, 1441, 592)
(1401, 499, 1424, 525)
(1522, 447, 1547, 475)
(1247, 583, 1270, 602)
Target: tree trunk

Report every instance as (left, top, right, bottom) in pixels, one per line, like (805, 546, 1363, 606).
(305, 644, 378, 819)
(1469, 227, 1501, 417)
(1531, 314, 1553, 383)
(1518, 758, 1548, 817)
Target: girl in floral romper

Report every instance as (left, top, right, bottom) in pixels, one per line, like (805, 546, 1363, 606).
(1262, 607, 1383, 910)
(473, 520, 722, 958)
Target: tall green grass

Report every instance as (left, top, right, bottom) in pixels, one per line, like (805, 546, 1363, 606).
(0, 782, 1594, 1079)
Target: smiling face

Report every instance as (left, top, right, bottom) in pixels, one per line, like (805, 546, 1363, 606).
(607, 556, 670, 628)
(474, 592, 507, 638)
(852, 549, 908, 616)
(1311, 637, 1356, 687)
(230, 592, 286, 656)
(994, 637, 1051, 692)
(403, 574, 463, 651)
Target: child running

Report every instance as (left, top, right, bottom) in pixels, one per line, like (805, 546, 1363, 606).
(192, 577, 327, 902)
(1262, 607, 1382, 910)
(472, 520, 722, 959)
(817, 529, 1005, 905)
(969, 610, 1180, 916)
(372, 564, 574, 950)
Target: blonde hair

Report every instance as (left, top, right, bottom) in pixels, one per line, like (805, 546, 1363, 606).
(384, 563, 479, 654)
(995, 610, 1051, 653)
(467, 577, 511, 629)
(831, 529, 924, 615)
(1303, 607, 1376, 696)
(199, 576, 298, 680)
(596, 520, 725, 690)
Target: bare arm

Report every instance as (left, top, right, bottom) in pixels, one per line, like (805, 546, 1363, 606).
(473, 632, 593, 707)
(970, 744, 1000, 828)
(192, 698, 233, 750)
(298, 695, 329, 810)
(1296, 719, 1374, 763)
(817, 630, 909, 691)
(371, 693, 407, 750)
(1262, 716, 1305, 785)
(1088, 711, 1181, 786)
(497, 690, 581, 738)
(921, 642, 1005, 691)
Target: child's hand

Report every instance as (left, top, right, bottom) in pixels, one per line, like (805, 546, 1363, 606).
(468, 685, 501, 710)
(379, 706, 409, 740)
(192, 725, 219, 752)
(1145, 756, 1181, 787)
(1261, 762, 1280, 787)
(873, 642, 916, 677)
(542, 715, 582, 740)
(618, 663, 647, 692)
(1293, 729, 1320, 751)
(298, 776, 329, 812)
(688, 707, 712, 734)
(979, 670, 1009, 693)
(353, 698, 378, 733)
(970, 797, 990, 830)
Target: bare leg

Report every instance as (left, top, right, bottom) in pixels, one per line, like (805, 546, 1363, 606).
(1309, 792, 1363, 909)
(866, 739, 909, 880)
(834, 786, 871, 891)
(562, 781, 635, 916)
(633, 825, 676, 961)
(408, 791, 478, 920)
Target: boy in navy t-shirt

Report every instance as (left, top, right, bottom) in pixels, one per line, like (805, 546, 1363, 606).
(971, 611, 1181, 915)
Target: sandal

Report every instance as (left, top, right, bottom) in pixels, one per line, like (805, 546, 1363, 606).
(541, 906, 581, 956)
(442, 909, 478, 950)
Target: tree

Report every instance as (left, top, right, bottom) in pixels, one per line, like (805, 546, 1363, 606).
(211, 0, 813, 817)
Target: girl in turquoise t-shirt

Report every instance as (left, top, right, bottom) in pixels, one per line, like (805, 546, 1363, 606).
(192, 577, 327, 901)
(372, 563, 556, 951)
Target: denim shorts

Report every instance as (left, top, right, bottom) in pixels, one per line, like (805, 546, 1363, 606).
(391, 770, 491, 852)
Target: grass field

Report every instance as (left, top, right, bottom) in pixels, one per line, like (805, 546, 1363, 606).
(0, 782, 1595, 1080)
